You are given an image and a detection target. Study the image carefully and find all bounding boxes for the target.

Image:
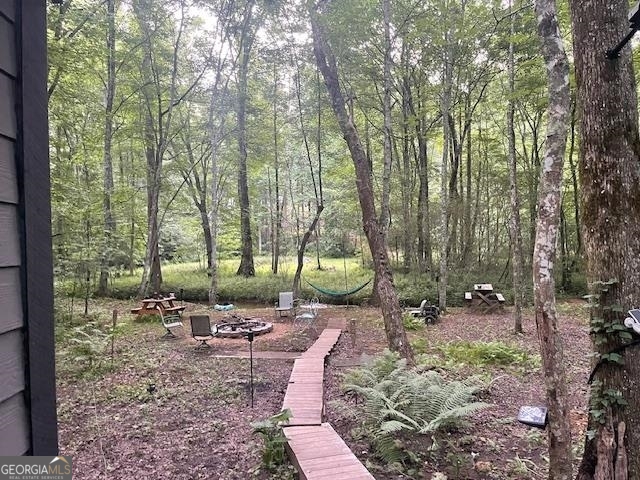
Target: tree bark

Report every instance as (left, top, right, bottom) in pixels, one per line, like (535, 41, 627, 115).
(379, 0, 393, 234)
(309, 4, 414, 364)
(236, 0, 256, 277)
(272, 61, 282, 275)
(134, 0, 186, 296)
(400, 61, 413, 271)
(438, 14, 452, 312)
(98, 0, 117, 295)
(532, 0, 573, 478)
(570, 0, 640, 478)
(292, 56, 324, 296)
(567, 96, 582, 257)
(507, 1, 525, 333)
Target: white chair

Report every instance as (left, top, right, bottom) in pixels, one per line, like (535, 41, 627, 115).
(294, 298, 319, 330)
(160, 306, 183, 338)
(408, 299, 428, 317)
(275, 291, 295, 317)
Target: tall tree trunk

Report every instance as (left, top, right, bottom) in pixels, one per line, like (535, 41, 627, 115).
(309, 5, 414, 364)
(567, 96, 582, 257)
(379, 0, 393, 233)
(411, 82, 432, 274)
(570, 0, 640, 478)
(532, 0, 573, 478)
(292, 57, 324, 296)
(236, 1, 256, 277)
(134, 0, 186, 296)
(178, 129, 214, 286)
(315, 69, 323, 271)
(400, 63, 413, 271)
(272, 61, 282, 275)
(438, 15, 452, 312)
(98, 0, 117, 295)
(462, 109, 473, 266)
(208, 123, 221, 305)
(507, 1, 525, 333)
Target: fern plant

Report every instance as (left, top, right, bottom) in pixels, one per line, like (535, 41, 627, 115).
(251, 409, 292, 472)
(341, 350, 489, 465)
(67, 322, 110, 369)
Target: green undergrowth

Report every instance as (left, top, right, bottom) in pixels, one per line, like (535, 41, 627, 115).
(438, 340, 540, 370)
(409, 338, 541, 375)
(59, 257, 521, 307)
(251, 409, 295, 478)
(335, 350, 489, 474)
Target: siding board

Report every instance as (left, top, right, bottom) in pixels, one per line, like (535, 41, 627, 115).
(0, 393, 30, 456)
(0, 268, 23, 334)
(0, 73, 16, 138)
(0, 138, 18, 203)
(0, 16, 15, 77)
(0, 329, 25, 404)
(0, 204, 20, 267)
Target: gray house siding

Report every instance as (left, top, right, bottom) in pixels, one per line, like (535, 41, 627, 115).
(0, 1, 57, 455)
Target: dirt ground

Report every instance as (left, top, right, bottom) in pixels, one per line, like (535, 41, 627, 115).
(57, 300, 591, 479)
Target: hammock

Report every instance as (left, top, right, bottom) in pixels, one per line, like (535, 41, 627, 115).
(304, 278, 372, 298)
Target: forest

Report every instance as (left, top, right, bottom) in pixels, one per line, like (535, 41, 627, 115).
(48, 0, 582, 303)
(48, 0, 640, 479)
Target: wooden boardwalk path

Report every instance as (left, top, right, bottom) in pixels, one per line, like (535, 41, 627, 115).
(281, 318, 375, 479)
(284, 423, 375, 480)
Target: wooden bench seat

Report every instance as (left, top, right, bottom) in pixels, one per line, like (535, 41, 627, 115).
(464, 292, 472, 301)
(131, 307, 159, 316)
(164, 305, 186, 313)
(495, 293, 505, 303)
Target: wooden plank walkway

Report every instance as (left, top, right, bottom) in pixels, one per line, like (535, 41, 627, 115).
(284, 423, 375, 480)
(283, 358, 325, 425)
(280, 320, 375, 478)
(300, 328, 342, 359)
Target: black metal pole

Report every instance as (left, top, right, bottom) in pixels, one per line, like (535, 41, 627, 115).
(607, 28, 638, 59)
(247, 331, 254, 408)
(250, 341, 254, 407)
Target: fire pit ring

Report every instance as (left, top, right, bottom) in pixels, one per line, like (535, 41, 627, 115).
(215, 317, 273, 339)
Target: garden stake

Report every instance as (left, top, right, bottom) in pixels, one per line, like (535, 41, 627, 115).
(246, 330, 255, 408)
(111, 309, 117, 365)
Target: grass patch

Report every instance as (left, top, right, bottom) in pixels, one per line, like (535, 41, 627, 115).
(438, 341, 540, 369)
(98, 257, 377, 304)
(403, 313, 425, 331)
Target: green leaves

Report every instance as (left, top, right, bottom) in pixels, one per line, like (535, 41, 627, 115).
(341, 349, 489, 465)
(251, 409, 292, 472)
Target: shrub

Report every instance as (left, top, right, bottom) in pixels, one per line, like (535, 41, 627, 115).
(340, 350, 488, 465)
(57, 321, 121, 378)
(438, 341, 540, 369)
(402, 313, 425, 331)
(251, 409, 292, 472)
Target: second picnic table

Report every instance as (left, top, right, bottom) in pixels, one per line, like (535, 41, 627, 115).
(131, 294, 186, 318)
(464, 283, 505, 313)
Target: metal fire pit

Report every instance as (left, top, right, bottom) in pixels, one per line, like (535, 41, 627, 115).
(215, 315, 273, 339)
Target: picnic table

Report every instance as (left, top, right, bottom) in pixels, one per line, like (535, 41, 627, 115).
(464, 283, 505, 313)
(130, 294, 186, 318)
(131, 294, 187, 337)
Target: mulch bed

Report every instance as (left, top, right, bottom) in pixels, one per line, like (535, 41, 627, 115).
(57, 301, 591, 479)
